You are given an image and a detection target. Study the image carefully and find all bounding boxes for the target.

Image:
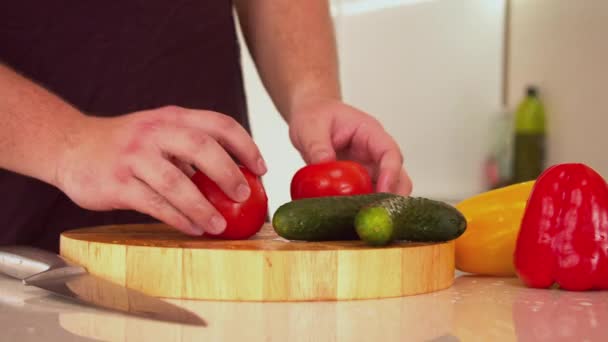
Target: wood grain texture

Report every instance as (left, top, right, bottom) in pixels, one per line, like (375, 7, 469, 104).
(60, 223, 455, 301)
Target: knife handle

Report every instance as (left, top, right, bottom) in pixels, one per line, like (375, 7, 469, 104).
(0, 245, 75, 280)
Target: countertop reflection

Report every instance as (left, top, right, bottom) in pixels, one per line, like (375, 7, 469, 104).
(1, 273, 607, 342)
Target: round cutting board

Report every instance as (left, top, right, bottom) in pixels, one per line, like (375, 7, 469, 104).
(60, 223, 455, 301)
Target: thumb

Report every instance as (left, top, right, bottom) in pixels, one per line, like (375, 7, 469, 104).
(292, 119, 336, 164)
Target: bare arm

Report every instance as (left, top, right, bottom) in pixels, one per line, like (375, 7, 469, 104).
(0, 64, 84, 186)
(234, 0, 341, 121)
(234, 1, 413, 194)
(0, 63, 267, 235)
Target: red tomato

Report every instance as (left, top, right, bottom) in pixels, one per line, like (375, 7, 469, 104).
(191, 166, 268, 239)
(290, 160, 373, 200)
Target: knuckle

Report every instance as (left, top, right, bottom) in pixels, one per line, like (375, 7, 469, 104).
(306, 141, 325, 154)
(360, 113, 382, 128)
(215, 114, 238, 132)
(391, 140, 404, 163)
(187, 132, 213, 154)
(189, 131, 212, 146)
(371, 116, 384, 128)
(193, 203, 213, 223)
(158, 167, 182, 193)
(121, 137, 143, 155)
(121, 123, 155, 154)
(146, 192, 168, 211)
(161, 105, 186, 115)
(112, 164, 132, 184)
(395, 150, 404, 165)
(185, 197, 214, 224)
(159, 105, 187, 125)
(222, 167, 243, 187)
(132, 118, 165, 138)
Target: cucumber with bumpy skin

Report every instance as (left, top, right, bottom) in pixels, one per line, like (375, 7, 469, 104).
(272, 193, 397, 241)
(354, 196, 467, 246)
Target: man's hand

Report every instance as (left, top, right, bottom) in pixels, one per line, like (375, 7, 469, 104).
(56, 106, 267, 236)
(234, 1, 411, 195)
(288, 98, 412, 195)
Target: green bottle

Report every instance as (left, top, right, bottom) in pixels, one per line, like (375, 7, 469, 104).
(512, 86, 546, 183)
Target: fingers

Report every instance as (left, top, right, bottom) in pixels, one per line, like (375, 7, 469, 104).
(169, 156, 195, 177)
(360, 125, 411, 194)
(375, 149, 403, 193)
(155, 128, 251, 203)
(291, 117, 336, 164)
(377, 157, 412, 195)
(179, 110, 267, 175)
(131, 157, 227, 235)
(395, 168, 413, 195)
(357, 123, 402, 194)
(120, 178, 200, 236)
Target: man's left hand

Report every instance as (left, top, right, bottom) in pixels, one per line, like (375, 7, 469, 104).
(288, 98, 413, 195)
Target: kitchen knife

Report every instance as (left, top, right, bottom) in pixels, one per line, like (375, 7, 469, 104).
(0, 245, 206, 326)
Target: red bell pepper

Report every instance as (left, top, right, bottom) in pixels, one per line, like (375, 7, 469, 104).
(514, 163, 608, 291)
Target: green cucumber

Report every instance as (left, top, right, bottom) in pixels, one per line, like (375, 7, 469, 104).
(354, 196, 467, 246)
(272, 193, 397, 241)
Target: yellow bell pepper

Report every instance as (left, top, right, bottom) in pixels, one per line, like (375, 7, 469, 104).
(455, 181, 535, 276)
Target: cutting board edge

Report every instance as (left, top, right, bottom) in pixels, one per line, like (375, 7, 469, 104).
(59, 224, 456, 301)
(59, 223, 450, 251)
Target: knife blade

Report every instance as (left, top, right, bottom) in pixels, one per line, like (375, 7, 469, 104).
(0, 245, 206, 326)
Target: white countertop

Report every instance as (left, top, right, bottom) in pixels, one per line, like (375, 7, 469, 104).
(1, 272, 607, 342)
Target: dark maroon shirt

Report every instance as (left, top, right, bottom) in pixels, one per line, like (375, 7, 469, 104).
(0, 1, 250, 251)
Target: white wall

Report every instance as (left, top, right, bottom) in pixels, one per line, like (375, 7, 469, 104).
(507, 0, 608, 176)
(239, 0, 506, 215)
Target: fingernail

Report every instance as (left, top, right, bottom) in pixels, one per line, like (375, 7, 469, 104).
(257, 158, 267, 173)
(209, 215, 226, 234)
(191, 225, 204, 236)
(236, 183, 251, 201)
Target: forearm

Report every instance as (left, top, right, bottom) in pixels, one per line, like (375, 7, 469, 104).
(0, 64, 84, 186)
(235, 0, 341, 122)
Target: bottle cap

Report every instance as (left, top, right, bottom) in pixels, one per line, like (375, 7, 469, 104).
(526, 86, 538, 97)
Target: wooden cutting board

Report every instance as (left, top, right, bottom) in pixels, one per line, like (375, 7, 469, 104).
(60, 223, 455, 301)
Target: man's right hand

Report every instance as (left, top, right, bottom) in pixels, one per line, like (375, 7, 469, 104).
(55, 106, 267, 236)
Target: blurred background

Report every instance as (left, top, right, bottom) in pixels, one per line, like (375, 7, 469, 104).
(237, 0, 608, 214)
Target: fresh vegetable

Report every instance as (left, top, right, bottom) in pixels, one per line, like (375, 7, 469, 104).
(273, 193, 395, 241)
(454, 181, 535, 276)
(273, 192, 466, 246)
(514, 163, 608, 291)
(272, 193, 396, 241)
(191, 166, 268, 239)
(355, 196, 467, 246)
(290, 160, 373, 200)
